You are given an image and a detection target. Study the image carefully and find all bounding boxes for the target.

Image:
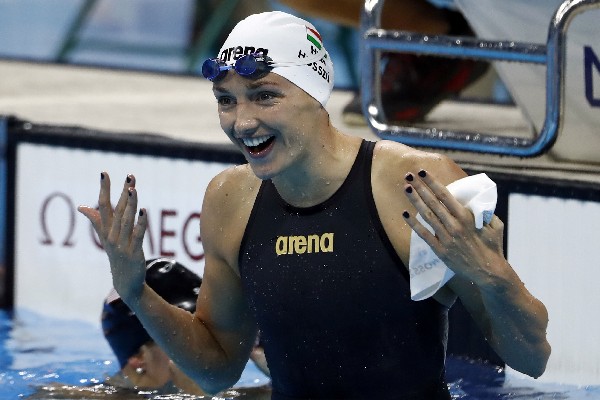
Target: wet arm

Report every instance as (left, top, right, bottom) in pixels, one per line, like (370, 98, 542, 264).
(128, 253, 258, 393)
(402, 158, 550, 377)
(78, 171, 257, 394)
(128, 176, 258, 394)
(448, 256, 551, 378)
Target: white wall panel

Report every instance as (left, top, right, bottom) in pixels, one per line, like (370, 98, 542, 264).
(14, 143, 232, 325)
(507, 193, 600, 385)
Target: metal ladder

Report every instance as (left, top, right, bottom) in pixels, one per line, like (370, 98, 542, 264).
(359, 0, 600, 157)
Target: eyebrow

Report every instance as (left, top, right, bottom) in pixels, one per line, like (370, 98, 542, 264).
(213, 79, 281, 94)
(246, 80, 280, 90)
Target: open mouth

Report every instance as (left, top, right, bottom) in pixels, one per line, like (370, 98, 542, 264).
(241, 135, 275, 156)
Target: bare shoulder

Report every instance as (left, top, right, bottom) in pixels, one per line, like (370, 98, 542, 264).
(203, 164, 261, 212)
(372, 140, 466, 186)
(371, 140, 467, 266)
(202, 164, 261, 272)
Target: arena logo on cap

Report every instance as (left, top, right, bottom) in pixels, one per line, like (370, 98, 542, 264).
(219, 45, 270, 63)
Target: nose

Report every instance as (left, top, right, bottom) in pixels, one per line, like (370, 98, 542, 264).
(233, 101, 259, 137)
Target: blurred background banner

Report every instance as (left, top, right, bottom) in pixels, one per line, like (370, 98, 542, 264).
(5, 119, 243, 324)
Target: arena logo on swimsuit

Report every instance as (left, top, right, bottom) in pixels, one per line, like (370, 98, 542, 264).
(275, 233, 334, 256)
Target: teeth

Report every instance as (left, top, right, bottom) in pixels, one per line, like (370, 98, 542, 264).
(241, 136, 272, 147)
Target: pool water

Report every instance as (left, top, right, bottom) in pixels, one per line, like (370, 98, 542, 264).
(0, 309, 598, 399)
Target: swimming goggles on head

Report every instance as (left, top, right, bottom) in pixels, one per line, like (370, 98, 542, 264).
(202, 53, 274, 81)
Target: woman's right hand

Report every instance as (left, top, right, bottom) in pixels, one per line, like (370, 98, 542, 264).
(78, 172, 148, 304)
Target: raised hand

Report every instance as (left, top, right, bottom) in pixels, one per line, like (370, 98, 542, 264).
(402, 169, 506, 287)
(78, 172, 148, 303)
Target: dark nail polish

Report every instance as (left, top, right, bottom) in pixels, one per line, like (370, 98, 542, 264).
(139, 209, 144, 217)
(402, 211, 410, 219)
(405, 186, 413, 194)
(418, 170, 427, 178)
(405, 173, 414, 182)
(100, 172, 104, 180)
(128, 189, 132, 197)
(126, 176, 132, 183)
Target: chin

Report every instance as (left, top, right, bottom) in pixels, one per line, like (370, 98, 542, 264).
(248, 157, 287, 180)
(249, 165, 276, 181)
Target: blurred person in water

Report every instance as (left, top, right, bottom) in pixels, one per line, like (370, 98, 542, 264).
(26, 258, 270, 400)
(100, 258, 208, 395)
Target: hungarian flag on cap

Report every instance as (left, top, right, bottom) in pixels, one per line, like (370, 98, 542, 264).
(306, 26, 322, 50)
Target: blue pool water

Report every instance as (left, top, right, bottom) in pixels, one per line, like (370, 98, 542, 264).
(0, 309, 598, 399)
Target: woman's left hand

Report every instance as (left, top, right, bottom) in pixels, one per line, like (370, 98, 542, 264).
(402, 169, 506, 287)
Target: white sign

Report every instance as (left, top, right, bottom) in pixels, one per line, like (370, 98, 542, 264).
(14, 142, 233, 325)
(507, 193, 600, 386)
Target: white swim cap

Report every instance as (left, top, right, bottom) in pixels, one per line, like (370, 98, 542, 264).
(217, 11, 334, 106)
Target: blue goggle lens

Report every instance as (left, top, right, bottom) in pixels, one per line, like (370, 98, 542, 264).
(201, 59, 225, 81)
(202, 53, 272, 81)
(236, 54, 263, 76)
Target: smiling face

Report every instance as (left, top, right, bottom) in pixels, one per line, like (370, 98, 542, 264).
(213, 71, 327, 181)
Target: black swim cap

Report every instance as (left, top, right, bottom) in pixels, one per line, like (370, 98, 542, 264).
(101, 258, 202, 368)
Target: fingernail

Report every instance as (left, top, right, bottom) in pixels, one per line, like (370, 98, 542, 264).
(128, 188, 133, 197)
(139, 209, 144, 217)
(405, 186, 413, 194)
(405, 173, 414, 182)
(100, 172, 105, 180)
(126, 175, 132, 183)
(402, 211, 410, 219)
(418, 170, 427, 178)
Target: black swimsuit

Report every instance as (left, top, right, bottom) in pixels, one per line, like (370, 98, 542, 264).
(239, 140, 450, 399)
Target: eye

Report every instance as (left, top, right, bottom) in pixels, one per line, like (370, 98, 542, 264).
(254, 91, 279, 103)
(216, 96, 235, 107)
(258, 92, 273, 101)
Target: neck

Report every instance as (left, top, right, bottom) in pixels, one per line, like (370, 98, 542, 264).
(272, 132, 362, 207)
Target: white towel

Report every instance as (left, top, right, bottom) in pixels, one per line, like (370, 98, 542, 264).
(409, 173, 497, 301)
